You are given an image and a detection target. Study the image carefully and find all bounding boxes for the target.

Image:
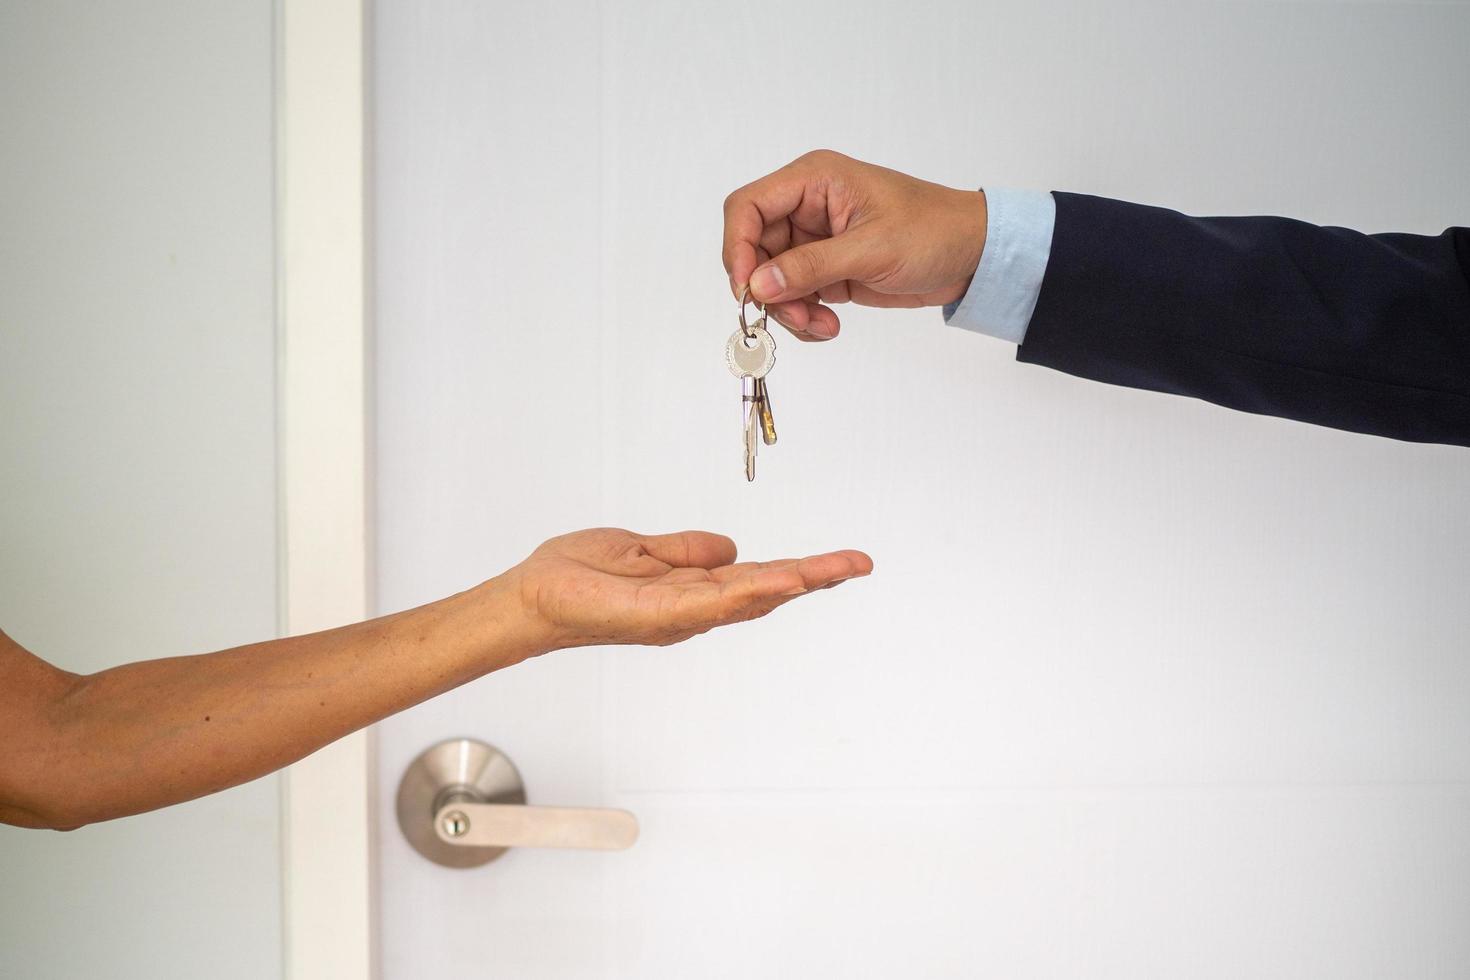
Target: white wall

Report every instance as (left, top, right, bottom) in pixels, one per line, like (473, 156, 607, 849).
(372, 1, 1470, 977)
(0, 3, 282, 977)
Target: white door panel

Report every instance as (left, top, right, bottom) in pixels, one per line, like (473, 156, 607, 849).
(373, 1, 1470, 976)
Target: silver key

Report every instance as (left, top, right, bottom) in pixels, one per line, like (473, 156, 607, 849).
(726, 325, 775, 480)
(727, 288, 778, 481)
(725, 323, 776, 380)
(742, 375, 759, 481)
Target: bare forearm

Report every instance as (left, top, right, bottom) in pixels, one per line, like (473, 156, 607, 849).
(15, 576, 543, 828)
(3, 527, 872, 830)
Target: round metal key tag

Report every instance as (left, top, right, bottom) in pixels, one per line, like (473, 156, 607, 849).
(726, 325, 776, 379)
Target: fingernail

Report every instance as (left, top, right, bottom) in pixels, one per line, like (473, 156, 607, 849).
(782, 585, 808, 596)
(807, 320, 837, 340)
(750, 264, 785, 301)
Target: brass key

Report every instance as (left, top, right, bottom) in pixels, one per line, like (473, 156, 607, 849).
(755, 377, 777, 446)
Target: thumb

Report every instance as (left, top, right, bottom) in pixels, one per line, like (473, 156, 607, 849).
(749, 230, 881, 304)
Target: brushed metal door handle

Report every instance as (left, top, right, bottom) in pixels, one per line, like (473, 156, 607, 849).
(435, 802, 638, 851)
(396, 737, 639, 868)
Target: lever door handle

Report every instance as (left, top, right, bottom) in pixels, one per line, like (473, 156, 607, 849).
(435, 802, 638, 851)
(397, 737, 639, 868)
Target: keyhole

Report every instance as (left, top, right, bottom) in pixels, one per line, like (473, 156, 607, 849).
(441, 810, 470, 838)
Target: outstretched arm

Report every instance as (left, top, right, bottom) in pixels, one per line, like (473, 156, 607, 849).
(0, 528, 871, 830)
(724, 150, 1470, 447)
(1017, 193, 1470, 447)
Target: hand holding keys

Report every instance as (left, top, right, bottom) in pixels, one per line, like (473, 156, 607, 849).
(727, 288, 779, 481)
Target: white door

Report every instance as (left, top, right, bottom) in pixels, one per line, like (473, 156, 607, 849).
(371, 2, 1470, 977)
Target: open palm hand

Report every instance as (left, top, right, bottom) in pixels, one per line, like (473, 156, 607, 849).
(509, 528, 872, 649)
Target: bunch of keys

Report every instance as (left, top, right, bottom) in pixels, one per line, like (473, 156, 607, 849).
(726, 287, 778, 482)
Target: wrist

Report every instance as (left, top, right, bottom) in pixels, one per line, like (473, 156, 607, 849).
(957, 188, 987, 278)
(453, 573, 556, 672)
(928, 188, 987, 307)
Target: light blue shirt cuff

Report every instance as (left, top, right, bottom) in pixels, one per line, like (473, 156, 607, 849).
(942, 188, 1056, 345)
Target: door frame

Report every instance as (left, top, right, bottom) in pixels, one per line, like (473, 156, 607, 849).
(276, 0, 375, 976)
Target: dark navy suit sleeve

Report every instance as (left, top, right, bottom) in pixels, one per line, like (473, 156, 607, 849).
(1016, 192, 1470, 447)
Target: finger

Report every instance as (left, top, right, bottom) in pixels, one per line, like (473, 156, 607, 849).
(638, 530, 738, 570)
(768, 299, 841, 341)
(784, 549, 874, 589)
(678, 580, 811, 635)
(749, 229, 882, 306)
(707, 557, 801, 582)
(725, 591, 804, 623)
(787, 225, 853, 308)
(728, 244, 774, 303)
(719, 549, 873, 604)
(803, 302, 841, 340)
(723, 164, 814, 294)
(661, 550, 872, 638)
(767, 299, 810, 330)
(757, 220, 792, 261)
(818, 280, 852, 305)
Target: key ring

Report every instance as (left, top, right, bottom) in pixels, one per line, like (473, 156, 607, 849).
(737, 285, 764, 340)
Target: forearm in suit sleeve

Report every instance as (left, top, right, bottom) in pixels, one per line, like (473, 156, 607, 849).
(1016, 192, 1470, 447)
